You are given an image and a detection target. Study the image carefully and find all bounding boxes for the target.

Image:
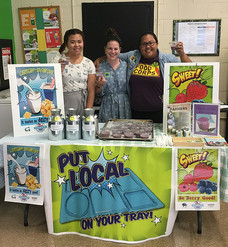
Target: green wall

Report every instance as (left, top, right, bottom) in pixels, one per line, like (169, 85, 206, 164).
(0, 0, 16, 63)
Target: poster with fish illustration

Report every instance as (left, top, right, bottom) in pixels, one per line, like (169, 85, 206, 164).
(163, 63, 219, 125)
(8, 64, 64, 137)
(175, 148, 220, 211)
(3, 143, 45, 205)
(46, 144, 175, 242)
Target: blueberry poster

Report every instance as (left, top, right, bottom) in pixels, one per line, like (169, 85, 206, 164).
(175, 148, 220, 211)
(163, 63, 219, 110)
(8, 64, 64, 137)
(49, 145, 174, 242)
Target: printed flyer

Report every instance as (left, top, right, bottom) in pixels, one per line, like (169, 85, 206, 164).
(193, 103, 220, 136)
(8, 64, 64, 137)
(3, 143, 44, 205)
(48, 145, 175, 242)
(163, 62, 219, 108)
(164, 103, 191, 136)
(175, 148, 220, 211)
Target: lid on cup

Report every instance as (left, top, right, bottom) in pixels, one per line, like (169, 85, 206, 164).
(51, 108, 61, 116)
(84, 108, 95, 116)
(68, 108, 77, 116)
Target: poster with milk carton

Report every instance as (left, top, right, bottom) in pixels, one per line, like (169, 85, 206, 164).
(8, 64, 64, 137)
(3, 143, 45, 205)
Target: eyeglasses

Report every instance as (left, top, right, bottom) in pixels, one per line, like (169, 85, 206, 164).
(140, 41, 157, 47)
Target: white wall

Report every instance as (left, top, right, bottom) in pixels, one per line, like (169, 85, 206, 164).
(11, 0, 228, 135)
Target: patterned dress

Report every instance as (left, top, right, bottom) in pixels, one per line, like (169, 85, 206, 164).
(98, 59, 131, 122)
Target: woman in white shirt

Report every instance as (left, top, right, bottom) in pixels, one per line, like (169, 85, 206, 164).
(58, 29, 96, 116)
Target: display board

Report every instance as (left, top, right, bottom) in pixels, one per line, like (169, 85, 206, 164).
(19, 6, 62, 64)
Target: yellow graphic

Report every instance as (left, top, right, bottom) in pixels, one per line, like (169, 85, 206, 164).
(132, 63, 160, 77)
(171, 68, 203, 90)
(37, 30, 47, 51)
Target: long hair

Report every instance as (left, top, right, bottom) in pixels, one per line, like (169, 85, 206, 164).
(59, 28, 85, 54)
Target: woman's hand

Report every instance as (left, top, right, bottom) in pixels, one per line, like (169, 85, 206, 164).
(175, 42, 191, 62)
(95, 73, 106, 93)
(59, 56, 70, 72)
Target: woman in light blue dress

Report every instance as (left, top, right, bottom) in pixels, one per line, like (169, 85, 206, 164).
(95, 28, 131, 123)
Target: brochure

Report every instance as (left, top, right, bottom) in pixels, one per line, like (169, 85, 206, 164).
(164, 103, 191, 136)
(192, 103, 220, 136)
(204, 137, 228, 146)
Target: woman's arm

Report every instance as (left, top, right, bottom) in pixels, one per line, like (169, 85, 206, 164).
(86, 74, 96, 108)
(175, 42, 191, 62)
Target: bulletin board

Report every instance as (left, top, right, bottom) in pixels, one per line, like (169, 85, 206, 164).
(173, 19, 221, 56)
(19, 6, 62, 64)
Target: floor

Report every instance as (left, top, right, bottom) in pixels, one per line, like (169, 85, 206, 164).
(0, 188, 227, 247)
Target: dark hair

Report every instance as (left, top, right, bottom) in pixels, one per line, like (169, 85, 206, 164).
(59, 28, 85, 53)
(104, 27, 122, 47)
(138, 32, 158, 46)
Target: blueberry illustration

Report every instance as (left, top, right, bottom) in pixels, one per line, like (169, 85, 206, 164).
(198, 186, 206, 194)
(206, 188, 212, 194)
(198, 180, 206, 188)
(211, 185, 217, 191)
(205, 180, 213, 188)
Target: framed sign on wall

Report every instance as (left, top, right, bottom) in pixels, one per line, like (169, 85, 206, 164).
(19, 6, 62, 64)
(173, 19, 221, 56)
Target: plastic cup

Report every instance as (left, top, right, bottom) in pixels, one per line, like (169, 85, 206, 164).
(96, 72, 103, 80)
(59, 56, 70, 66)
(169, 41, 178, 51)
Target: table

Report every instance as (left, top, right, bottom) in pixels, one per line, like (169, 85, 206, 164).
(0, 125, 227, 243)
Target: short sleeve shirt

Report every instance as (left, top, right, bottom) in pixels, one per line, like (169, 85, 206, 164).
(129, 53, 164, 111)
(62, 57, 95, 93)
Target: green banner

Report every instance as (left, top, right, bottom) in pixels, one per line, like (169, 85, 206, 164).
(50, 145, 173, 242)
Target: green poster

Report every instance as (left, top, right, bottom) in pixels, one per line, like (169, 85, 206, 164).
(176, 148, 220, 210)
(163, 63, 219, 106)
(49, 145, 173, 242)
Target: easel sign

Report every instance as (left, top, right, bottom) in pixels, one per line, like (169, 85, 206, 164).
(8, 63, 64, 137)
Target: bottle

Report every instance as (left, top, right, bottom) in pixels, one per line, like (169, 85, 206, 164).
(48, 108, 64, 141)
(82, 108, 97, 141)
(66, 108, 81, 140)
